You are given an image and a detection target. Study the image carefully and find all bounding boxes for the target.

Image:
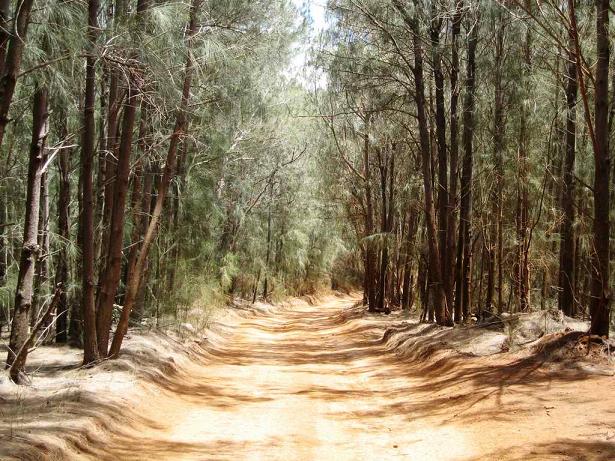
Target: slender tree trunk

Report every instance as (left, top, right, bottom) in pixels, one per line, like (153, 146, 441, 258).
(448, 1, 463, 317)
(123, 102, 149, 305)
(263, 187, 273, 300)
(393, 0, 451, 325)
(96, 78, 139, 356)
(129, 159, 153, 322)
(515, 15, 531, 312)
(559, 24, 577, 317)
(455, 17, 477, 323)
(589, 0, 610, 337)
(386, 151, 395, 310)
(430, 5, 450, 310)
(363, 113, 377, 311)
(95, 66, 108, 266)
(99, 0, 127, 266)
(109, 0, 202, 357)
(0, 190, 6, 329)
(81, 0, 101, 365)
(5, 87, 48, 383)
(32, 129, 50, 334)
(402, 205, 418, 310)
(55, 123, 71, 343)
(487, 10, 505, 313)
(377, 149, 390, 312)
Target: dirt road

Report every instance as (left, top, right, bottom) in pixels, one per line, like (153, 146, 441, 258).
(11, 294, 615, 460)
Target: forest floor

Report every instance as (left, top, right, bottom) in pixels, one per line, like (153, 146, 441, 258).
(1, 293, 615, 460)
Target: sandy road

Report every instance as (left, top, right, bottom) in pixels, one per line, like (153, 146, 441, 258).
(60, 294, 615, 461)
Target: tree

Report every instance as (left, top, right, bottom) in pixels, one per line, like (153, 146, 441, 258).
(558, 10, 578, 317)
(588, 0, 610, 336)
(5, 87, 48, 383)
(81, 0, 101, 365)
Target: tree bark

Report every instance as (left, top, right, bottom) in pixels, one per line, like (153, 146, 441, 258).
(430, 4, 449, 309)
(558, 22, 577, 317)
(455, 16, 477, 323)
(515, 14, 531, 312)
(32, 119, 50, 332)
(487, 9, 505, 313)
(0, 0, 35, 151)
(392, 0, 451, 325)
(363, 113, 377, 311)
(5, 87, 48, 382)
(448, 0, 463, 317)
(9, 285, 62, 383)
(589, 0, 610, 337)
(96, 78, 139, 356)
(109, 0, 202, 357)
(81, 0, 101, 365)
(55, 122, 71, 343)
(0, 0, 12, 79)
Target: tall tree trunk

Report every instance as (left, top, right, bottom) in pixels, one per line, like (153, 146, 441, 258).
(123, 101, 149, 304)
(81, 0, 101, 365)
(98, 0, 127, 271)
(166, 140, 187, 294)
(393, 0, 451, 325)
(95, 64, 108, 266)
(515, 14, 531, 312)
(97, 0, 151, 355)
(109, 0, 202, 357)
(448, 0, 463, 317)
(558, 23, 577, 317)
(363, 113, 377, 311)
(589, 0, 610, 336)
(487, 9, 505, 313)
(455, 16, 477, 323)
(263, 185, 273, 300)
(129, 159, 153, 322)
(5, 87, 48, 383)
(401, 206, 419, 310)
(55, 121, 71, 343)
(32, 129, 50, 331)
(377, 149, 389, 312)
(430, 4, 449, 309)
(96, 78, 139, 356)
(0, 190, 6, 330)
